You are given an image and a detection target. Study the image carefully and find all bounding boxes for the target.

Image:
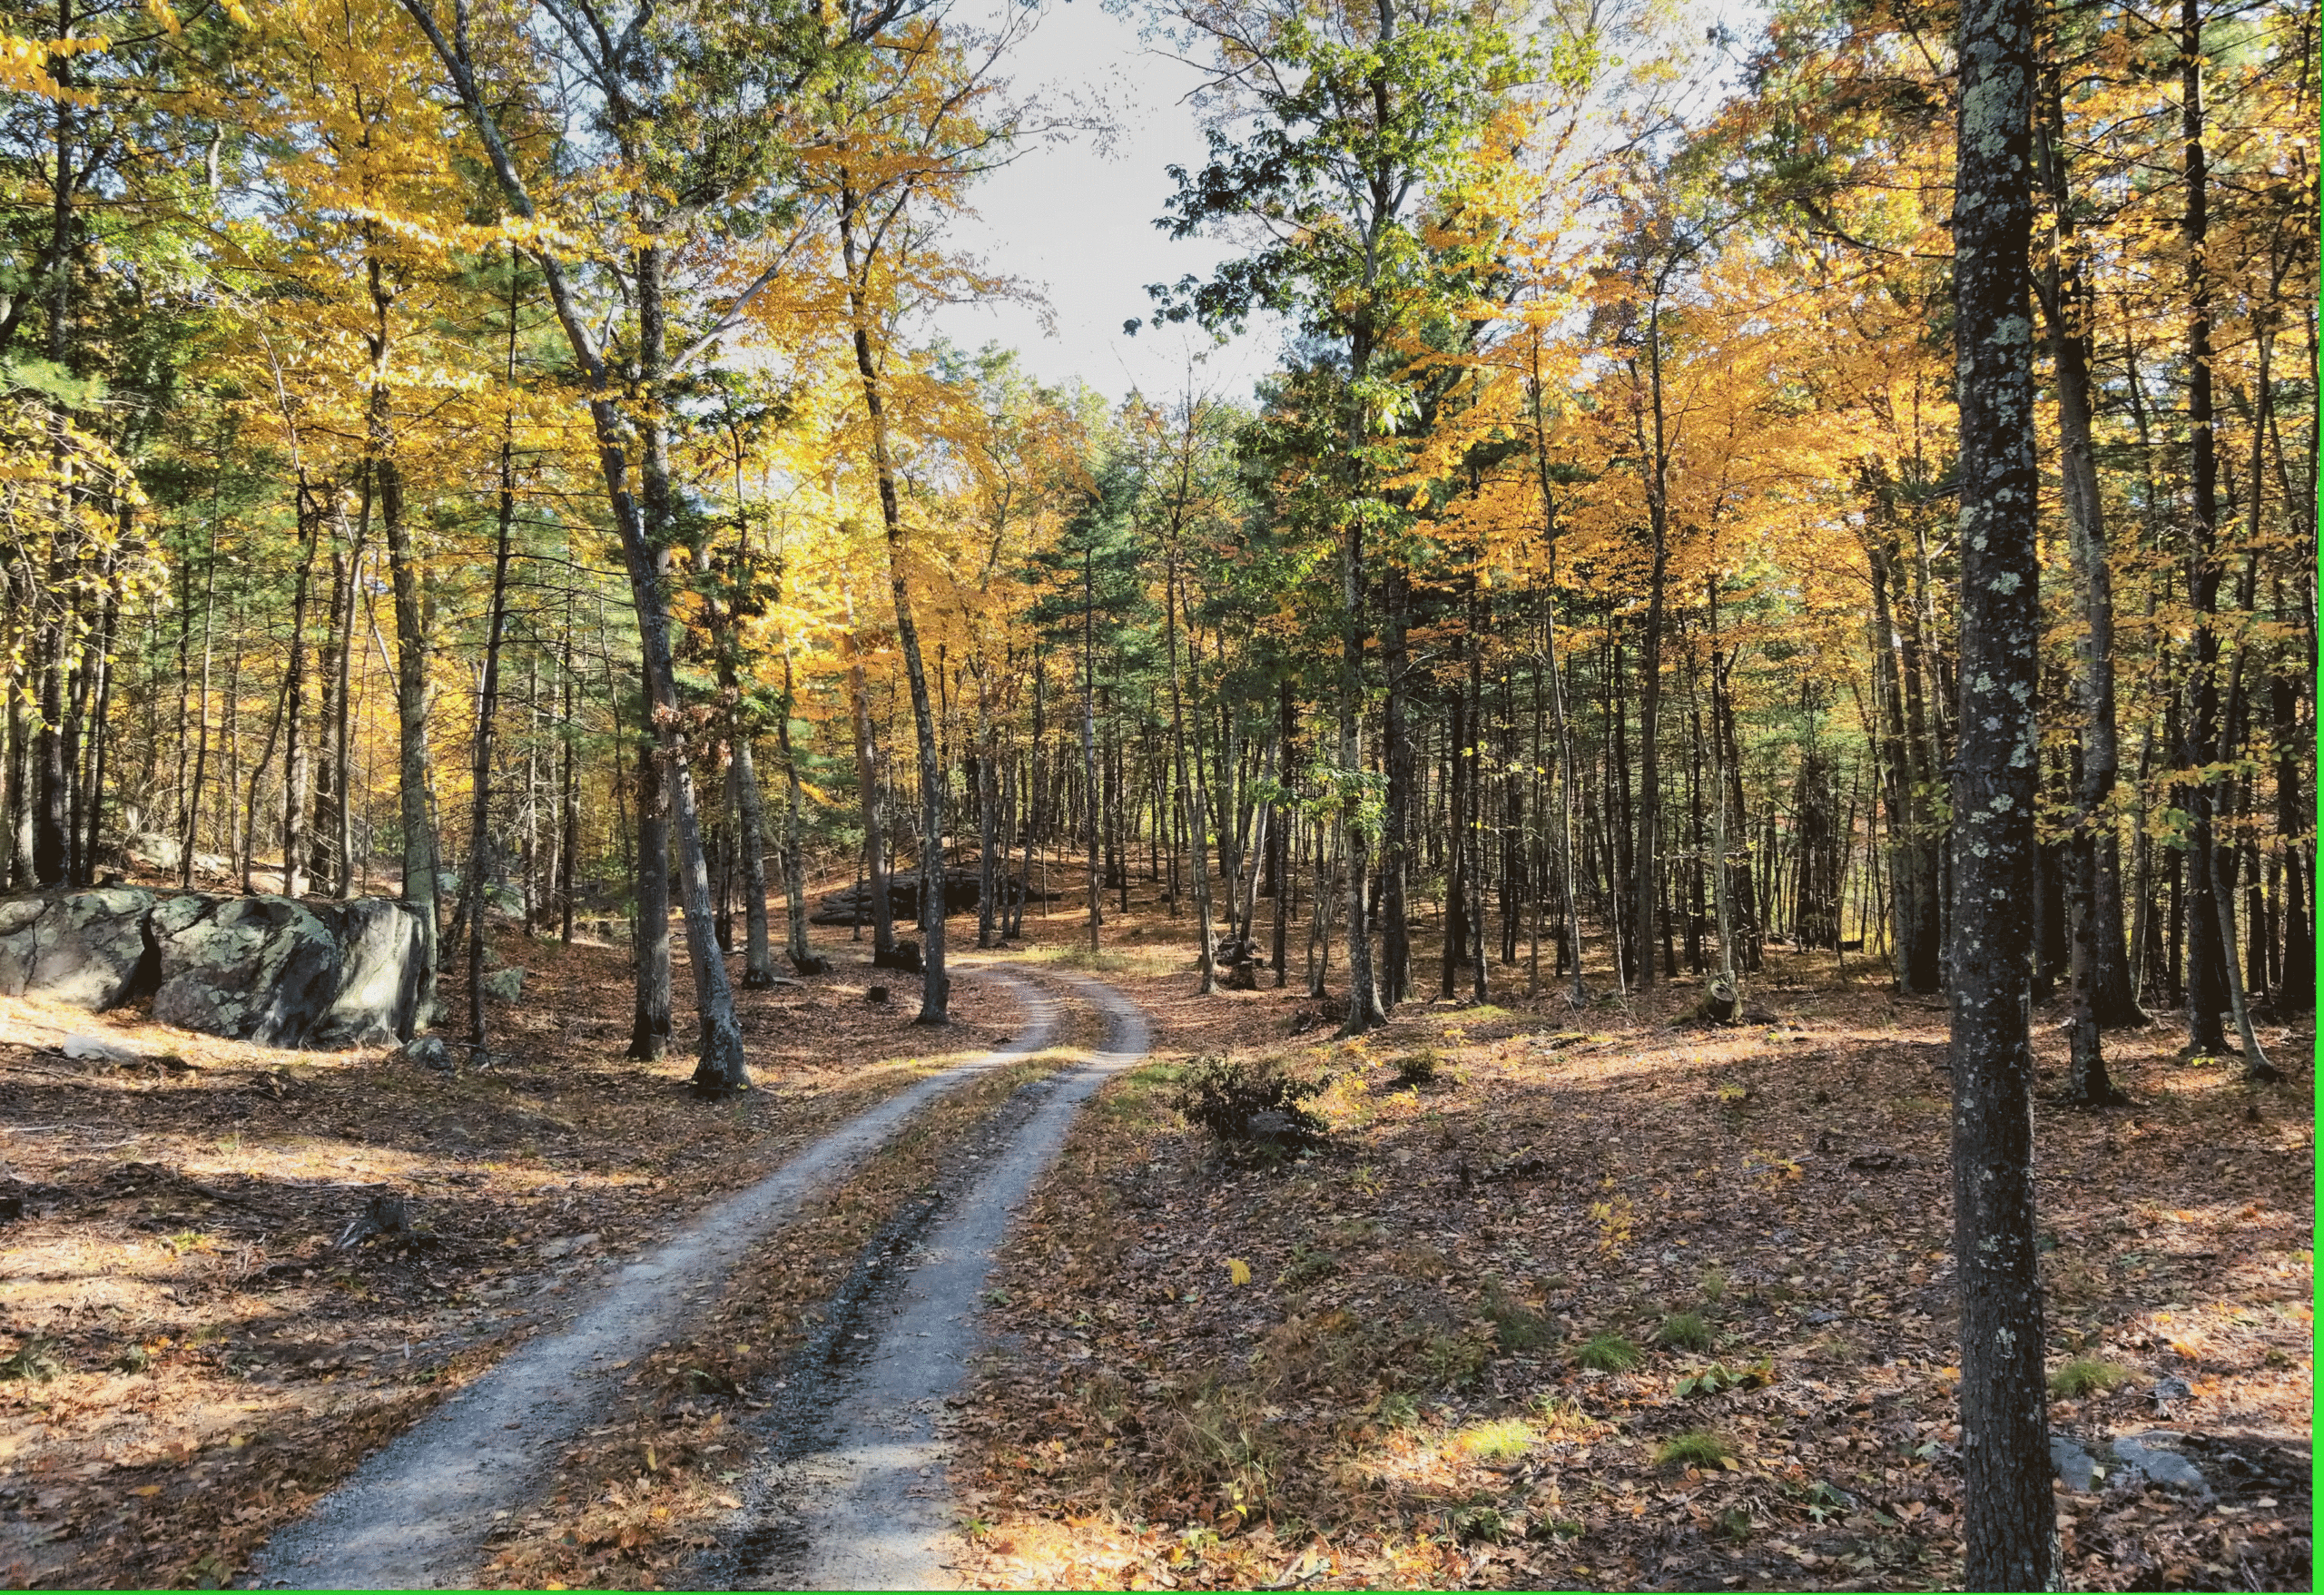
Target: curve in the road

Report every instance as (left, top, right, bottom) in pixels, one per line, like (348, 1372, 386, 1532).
(713, 967, 1153, 1592)
(250, 972, 1062, 1591)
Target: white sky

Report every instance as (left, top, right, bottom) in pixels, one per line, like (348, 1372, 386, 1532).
(919, 0, 1286, 409)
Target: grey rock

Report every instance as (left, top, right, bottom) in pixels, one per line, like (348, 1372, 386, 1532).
(1771, 1227, 1797, 1245)
(2151, 1375, 2193, 1408)
(2051, 1435, 2099, 1492)
(2112, 1433, 2212, 1501)
(309, 899, 428, 1048)
(152, 895, 341, 1047)
(31, 887, 156, 1009)
(480, 966, 526, 1003)
(125, 832, 182, 871)
(62, 1032, 136, 1063)
(1806, 1309, 1843, 1324)
(0, 895, 48, 995)
(394, 1036, 452, 1071)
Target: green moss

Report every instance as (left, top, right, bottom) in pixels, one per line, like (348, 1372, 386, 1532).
(1655, 1428, 1735, 1470)
(2048, 1357, 2135, 1398)
(1578, 1333, 1640, 1373)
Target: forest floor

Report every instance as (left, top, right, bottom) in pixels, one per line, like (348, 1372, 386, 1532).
(0, 870, 2311, 1592)
(942, 892, 2315, 1593)
(0, 910, 1034, 1590)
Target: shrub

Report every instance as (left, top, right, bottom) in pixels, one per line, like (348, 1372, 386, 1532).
(1451, 1500, 1510, 1543)
(1655, 1428, 1735, 1470)
(1391, 1049, 1441, 1088)
(2049, 1357, 2135, 1398)
(1698, 1266, 1728, 1305)
(1173, 1055, 1328, 1150)
(1578, 1333, 1640, 1373)
(1659, 1311, 1712, 1351)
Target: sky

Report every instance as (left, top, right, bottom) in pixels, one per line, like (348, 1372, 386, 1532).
(919, 0, 1286, 409)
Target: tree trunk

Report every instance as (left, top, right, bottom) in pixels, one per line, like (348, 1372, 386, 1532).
(839, 200, 948, 1025)
(1167, 538, 1215, 992)
(369, 259, 438, 1026)
(2036, 62, 2142, 1031)
(464, 343, 518, 1050)
(628, 736, 672, 1060)
(775, 650, 814, 969)
(1380, 565, 1413, 1008)
(1948, 4, 2058, 1582)
(841, 604, 895, 959)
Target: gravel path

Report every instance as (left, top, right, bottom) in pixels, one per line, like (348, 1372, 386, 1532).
(709, 968, 1153, 1591)
(249, 972, 1060, 1590)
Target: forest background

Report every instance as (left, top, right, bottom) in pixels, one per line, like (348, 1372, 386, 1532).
(0, 0, 2310, 1082)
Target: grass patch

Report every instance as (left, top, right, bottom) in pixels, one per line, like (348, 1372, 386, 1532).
(1655, 1428, 1735, 1470)
(1455, 1416, 1533, 1461)
(1658, 1310, 1712, 1351)
(2049, 1357, 2136, 1398)
(1482, 1283, 1554, 1351)
(1579, 1332, 1640, 1373)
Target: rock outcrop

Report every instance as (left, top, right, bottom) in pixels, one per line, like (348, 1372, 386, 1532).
(0, 888, 428, 1049)
(310, 899, 429, 1049)
(0, 887, 158, 1010)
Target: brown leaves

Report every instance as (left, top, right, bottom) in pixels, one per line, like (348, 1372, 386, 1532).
(943, 951, 2313, 1591)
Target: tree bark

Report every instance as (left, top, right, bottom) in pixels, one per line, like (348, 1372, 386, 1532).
(840, 194, 948, 1024)
(1948, 2, 2058, 1582)
(2036, 60, 2142, 1034)
(627, 736, 672, 1060)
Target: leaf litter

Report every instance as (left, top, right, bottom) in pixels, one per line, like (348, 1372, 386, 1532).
(938, 920, 2311, 1592)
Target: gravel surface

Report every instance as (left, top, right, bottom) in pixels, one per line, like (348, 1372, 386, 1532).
(247, 971, 1059, 1590)
(711, 968, 1152, 1591)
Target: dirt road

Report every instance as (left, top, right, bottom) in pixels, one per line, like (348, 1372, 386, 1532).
(250, 971, 1068, 1590)
(249, 966, 1151, 1590)
(706, 969, 1151, 1590)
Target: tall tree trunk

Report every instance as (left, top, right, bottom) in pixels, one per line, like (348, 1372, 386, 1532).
(775, 650, 813, 970)
(1379, 565, 1412, 1009)
(2036, 59, 2142, 1033)
(628, 734, 672, 1060)
(1079, 548, 1102, 952)
(1526, 362, 1590, 1005)
(369, 257, 438, 1025)
(464, 353, 518, 1050)
(1949, 3, 2057, 1582)
(625, 244, 751, 1088)
(840, 197, 948, 1025)
(1167, 539, 1215, 991)
(281, 482, 321, 899)
(841, 601, 895, 959)
(1630, 321, 1672, 990)
(1334, 319, 1384, 1034)
(731, 737, 775, 985)
(2175, 0, 2232, 1058)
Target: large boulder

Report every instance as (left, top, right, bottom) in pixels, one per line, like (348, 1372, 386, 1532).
(32, 887, 157, 1009)
(0, 895, 53, 996)
(0, 889, 158, 1010)
(151, 895, 341, 1047)
(309, 899, 428, 1048)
